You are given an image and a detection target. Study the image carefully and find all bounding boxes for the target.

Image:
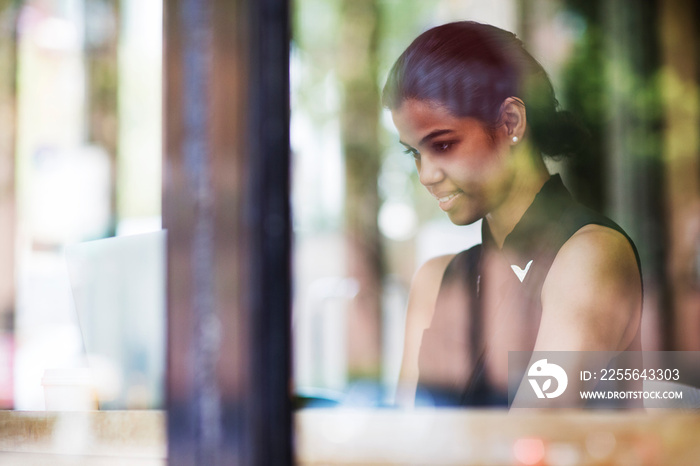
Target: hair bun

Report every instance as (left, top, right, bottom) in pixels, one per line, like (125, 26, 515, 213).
(530, 109, 591, 158)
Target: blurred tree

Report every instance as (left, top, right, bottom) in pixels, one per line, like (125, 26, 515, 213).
(561, 0, 670, 348)
(292, 0, 438, 388)
(0, 0, 16, 409)
(338, 0, 384, 380)
(85, 0, 119, 236)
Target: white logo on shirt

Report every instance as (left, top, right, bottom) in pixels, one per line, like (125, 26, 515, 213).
(511, 259, 533, 282)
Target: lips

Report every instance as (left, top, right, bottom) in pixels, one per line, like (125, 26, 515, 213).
(437, 192, 461, 203)
(433, 190, 464, 210)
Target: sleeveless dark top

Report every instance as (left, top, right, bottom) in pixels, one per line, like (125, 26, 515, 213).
(415, 175, 642, 406)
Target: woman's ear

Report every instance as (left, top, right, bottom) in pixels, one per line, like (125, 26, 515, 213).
(499, 97, 527, 144)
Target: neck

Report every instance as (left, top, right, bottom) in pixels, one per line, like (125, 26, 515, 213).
(485, 146, 550, 248)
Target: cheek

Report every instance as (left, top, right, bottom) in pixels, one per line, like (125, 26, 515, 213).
(453, 146, 506, 180)
(473, 140, 511, 174)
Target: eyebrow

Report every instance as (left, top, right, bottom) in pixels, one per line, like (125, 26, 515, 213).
(399, 129, 455, 152)
(419, 129, 455, 145)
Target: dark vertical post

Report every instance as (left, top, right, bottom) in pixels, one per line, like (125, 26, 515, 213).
(164, 0, 291, 464)
(247, 0, 293, 464)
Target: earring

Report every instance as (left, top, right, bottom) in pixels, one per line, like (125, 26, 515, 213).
(512, 136, 519, 143)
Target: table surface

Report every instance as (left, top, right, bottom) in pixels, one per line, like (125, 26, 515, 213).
(296, 408, 700, 465)
(1, 409, 699, 465)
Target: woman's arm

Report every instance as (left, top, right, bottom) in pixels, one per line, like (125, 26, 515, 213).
(511, 225, 642, 409)
(395, 254, 454, 407)
(537, 224, 642, 352)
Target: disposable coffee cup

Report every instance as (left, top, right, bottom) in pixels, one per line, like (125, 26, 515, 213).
(42, 368, 98, 411)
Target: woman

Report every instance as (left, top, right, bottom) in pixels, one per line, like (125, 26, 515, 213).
(383, 22, 642, 406)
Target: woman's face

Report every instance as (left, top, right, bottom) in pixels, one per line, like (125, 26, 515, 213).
(391, 99, 515, 225)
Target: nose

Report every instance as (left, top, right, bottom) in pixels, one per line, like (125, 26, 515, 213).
(417, 154, 444, 187)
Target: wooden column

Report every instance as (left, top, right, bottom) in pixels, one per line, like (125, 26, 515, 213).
(659, 0, 700, 350)
(164, 0, 291, 464)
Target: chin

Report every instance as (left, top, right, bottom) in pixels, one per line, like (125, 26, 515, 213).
(446, 210, 482, 226)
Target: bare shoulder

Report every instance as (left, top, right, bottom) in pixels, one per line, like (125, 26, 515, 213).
(412, 254, 455, 288)
(538, 224, 642, 351)
(407, 254, 455, 329)
(551, 224, 640, 287)
(395, 254, 455, 405)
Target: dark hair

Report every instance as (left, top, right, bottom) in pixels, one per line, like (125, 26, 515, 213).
(382, 21, 588, 157)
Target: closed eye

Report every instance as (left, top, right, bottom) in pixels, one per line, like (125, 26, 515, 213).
(402, 146, 420, 159)
(432, 141, 456, 153)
